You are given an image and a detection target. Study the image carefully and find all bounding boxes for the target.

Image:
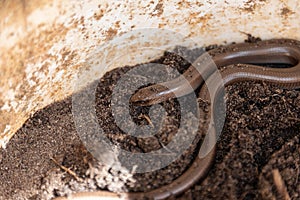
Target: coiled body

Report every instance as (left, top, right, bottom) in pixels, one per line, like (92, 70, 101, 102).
(55, 39, 300, 200)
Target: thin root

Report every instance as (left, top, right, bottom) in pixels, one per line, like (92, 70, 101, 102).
(272, 168, 291, 200)
(51, 158, 83, 182)
(138, 114, 154, 127)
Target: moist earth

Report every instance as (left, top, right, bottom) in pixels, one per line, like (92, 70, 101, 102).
(0, 37, 299, 200)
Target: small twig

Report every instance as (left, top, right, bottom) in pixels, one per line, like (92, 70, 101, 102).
(272, 169, 291, 200)
(51, 158, 83, 182)
(155, 136, 175, 154)
(287, 117, 300, 122)
(138, 114, 154, 127)
(198, 97, 208, 103)
(239, 30, 252, 37)
(295, 162, 299, 186)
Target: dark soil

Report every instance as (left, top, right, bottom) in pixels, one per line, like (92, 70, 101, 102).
(0, 37, 300, 200)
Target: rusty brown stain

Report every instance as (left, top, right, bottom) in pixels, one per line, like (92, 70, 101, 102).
(114, 20, 121, 29)
(185, 13, 213, 38)
(158, 23, 165, 28)
(94, 9, 104, 20)
(177, 0, 193, 8)
(60, 49, 78, 67)
(0, 7, 82, 144)
(196, 2, 204, 7)
(241, 0, 256, 12)
(151, 1, 164, 17)
(105, 27, 118, 40)
(80, 16, 85, 24)
(280, 7, 294, 17)
(239, 0, 266, 13)
(188, 13, 212, 29)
